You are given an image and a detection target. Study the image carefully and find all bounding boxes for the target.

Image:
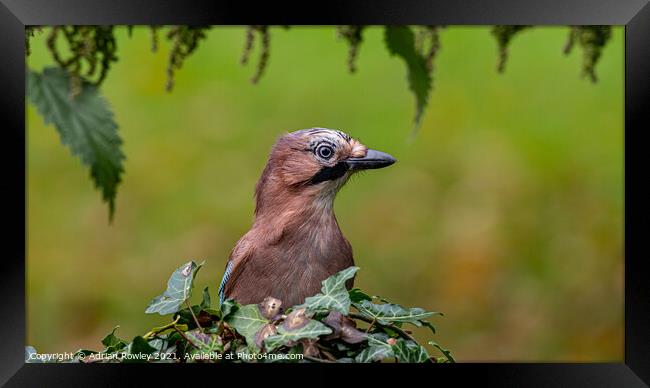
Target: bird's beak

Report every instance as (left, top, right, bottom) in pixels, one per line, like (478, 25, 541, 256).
(346, 149, 397, 171)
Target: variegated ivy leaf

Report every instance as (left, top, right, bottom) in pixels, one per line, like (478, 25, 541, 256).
(297, 266, 358, 315)
(354, 300, 439, 327)
(354, 333, 394, 363)
(225, 304, 269, 351)
(185, 329, 224, 354)
(145, 261, 205, 315)
(392, 338, 430, 363)
(264, 319, 332, 351)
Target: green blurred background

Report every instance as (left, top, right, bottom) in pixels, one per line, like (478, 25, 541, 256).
(26, 26, 623, 361)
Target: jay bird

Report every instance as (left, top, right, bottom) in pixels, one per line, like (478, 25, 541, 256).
(219, 128, 396, 308)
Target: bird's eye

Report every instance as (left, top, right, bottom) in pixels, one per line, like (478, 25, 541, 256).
(316, 145, 334, 159)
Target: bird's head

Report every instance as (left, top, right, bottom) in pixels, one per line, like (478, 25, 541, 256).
(254, 128, 396, 215)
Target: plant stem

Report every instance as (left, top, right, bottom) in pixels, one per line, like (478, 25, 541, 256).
(304, 355, 335, 363)
(173, 325, 198, 349)
(143, 316, 181, 340)
(186, 300, 202, 330)
(365, 317, 376, 334)
(349, 313, 418, 343)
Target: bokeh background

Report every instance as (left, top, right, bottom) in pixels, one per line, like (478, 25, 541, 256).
(26, 26, 624, 361)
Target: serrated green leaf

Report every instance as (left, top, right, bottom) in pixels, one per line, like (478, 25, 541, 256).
(297, 266, 358, 315)
(27, 67, 125, 221)
(225, 304, 269, 351)
(264, 319, 332, 351)
(392, 339, 430, 363)
(145, 261, 205, 315)
(355, 300, 438, 326)
(384, 26, 432, 133)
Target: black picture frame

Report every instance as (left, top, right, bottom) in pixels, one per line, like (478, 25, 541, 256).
(1, 0, 648, 385)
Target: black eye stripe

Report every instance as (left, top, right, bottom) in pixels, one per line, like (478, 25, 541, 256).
(310, 162, 348, 184)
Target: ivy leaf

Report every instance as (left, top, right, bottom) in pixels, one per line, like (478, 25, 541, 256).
(225, 304, 269, 351)
(298, 266, 359, 315)
(220, 298, 238, 319)
(264, 319, 332, 351)
(384, 26, 432, 133)
(354, 333, 394, 363)
(185, 329, 224, 353)
(145, 261, 205, 315)
(200, 286, 211, 309)
(429, 340, 456, 363)
(354, 300, 439, 327)
(125, 336, 157, 363)
(26, 67, 125, 221)
(392, 339, 430, 363)
(101, 326, 128, 353)
(348, 288, 372, 304)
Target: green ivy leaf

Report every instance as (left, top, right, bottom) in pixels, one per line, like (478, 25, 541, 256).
(348, 288, 372, 304)
(392, 338, 430, 363)
(125, 336, 157, 363)
(185, 329, 224, 354)
(145, 261, 205, 315)
(201, 286, 211, 309)
(355, 300, 439, 327)
(384, 26, 432, 133)
(225, 304, 269, 351)
(220, 298, 238, 319)
(264, 319, 332, 351)
(26, 67, 125, 221)
(101, 326, 128, 353)
(298, 266, 359, 315)
(429, 340, 456, 363)
(354, 333, 394, 363)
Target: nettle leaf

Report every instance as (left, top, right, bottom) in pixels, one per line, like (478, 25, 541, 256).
(27, 67, 125, 221)
(145, 261, 205, 315)
(384, 26, 432, 132)
(225, 304, 269, 351)
(354, 333, 394, 363)
(392, 339, 430, 363)
(298, 266, 358, 315)
(101, 326, 128, 353)
(355, 300, 439, 327)
(264, 319, 332, 351)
